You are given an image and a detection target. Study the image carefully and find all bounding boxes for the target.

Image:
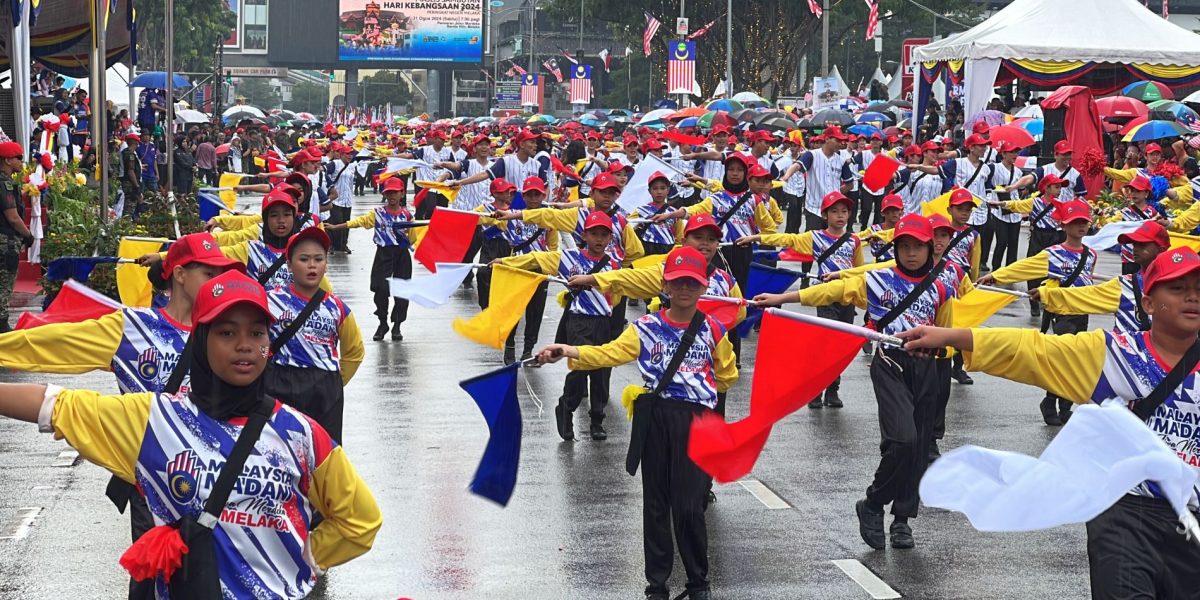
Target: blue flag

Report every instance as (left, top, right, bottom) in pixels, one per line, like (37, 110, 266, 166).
(46, 256, 119, 282)
(197, 192, 228, 222)
(737, 262, 803, 337)
(459, 363, 523, 506)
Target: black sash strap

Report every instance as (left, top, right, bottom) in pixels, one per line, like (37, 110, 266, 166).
(509, 228, 546, 254)
(906, 172, 928, 196)
(1132, 339, 1200, 421)
(1132, 273, 1151, 331)
(635, 202, 674, 236)
(942, 226, 974, 264)
(163, 335, 195, 395)
(1059, 247, 1091, 288)
(874, 259, 948, 333)
(715, 192, 754, 228)
(961, 159, 985, 190)
(257, 253, 289, 287)
(1030, 199, 1057, 228)
(872, 239, 895, 260)
(270, 289, 328, 354)
(626, 311, 707, 476)
(814, 231, 854, 268)
(201, 396, 275, 520)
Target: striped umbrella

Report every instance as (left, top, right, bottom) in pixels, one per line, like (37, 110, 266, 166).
(1121, 120, 1190, 142)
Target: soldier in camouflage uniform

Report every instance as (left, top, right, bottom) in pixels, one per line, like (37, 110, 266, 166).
(0, 141, 34, 332)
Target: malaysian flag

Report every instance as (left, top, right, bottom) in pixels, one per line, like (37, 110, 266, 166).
(543, 58, 564, 82)
(520, 73, 540, 107)
(511, 61, 528, 76)
(807, 0, 823, 17)
(865, 0, 879, 39)
(598, 48, 612, 72)
(479, 69, 495, 83)
(557, 45, 579, 65)
(1163, 0, 1170, 17)
(569, 64, 592, 104)
(686, 15, 723, 40)
(667, 41, 696, 94)
(643, 12, 662, 56)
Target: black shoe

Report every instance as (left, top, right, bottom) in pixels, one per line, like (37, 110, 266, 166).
(862, 341, 874, 355)
(391, 322, 403, 341)
(1040, 396, 1062, 426)
(629, 298, 639, 307)
(824, 391, 843, 408)
(589, 422, 607, 441)
(1058, 399, 1073, 424)
(504, 345, 516, 365)
(855, 499, 886, 550)
(809, 394, 824, 409)
(645, 593, 669, 600)
(689, 590, 712, 600)
(555, 398, 574, 441)
(462, 278, 474, 289)
(705, 490, 716, 510)
(928, 441, 942, 463)
(1030, 303, 1042, 318)
(519, 351, 533, 362)
(952, 369, 974, 385)
(344, 247, 352, 255)
(889, 520, 915, 549)
(372, 322, 388, 341)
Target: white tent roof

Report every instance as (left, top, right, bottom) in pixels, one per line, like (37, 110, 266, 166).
(914, 0, 1200, 66)
(827, 66, 852, 97)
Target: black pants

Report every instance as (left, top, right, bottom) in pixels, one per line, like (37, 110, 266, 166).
(1087, 495, 1200, 600)
(476, 237, 513, 310)
(641, 400, 712, 596)
(719, 243, 752, 357)
(867, 349, 938, 518)
(1027, 228, 1065, 310)
(989, 217, 1021, 271)
(415, 190, 448, 220)
(354, 172, 367, 195)
(265, 364, 346, 443)
(329, 205, 352, 251)
(784, 192, 804, 234)
(370, 245, 412, 324)
(108, 482, 155, 600)
(858, 191, 883, 229)
(505, 281, 548, 353)
(461, 231, 484, 286)
(974, 220, 995, 269)
(1041, 314, 1088, 409)
(642, 241, 674, 257)
(816, 303, 856, 396)
(558, 314, 613, 424)
(934, 357, 952, 441)
(801, 210, 826, 279)
(198, 168, 217, 187)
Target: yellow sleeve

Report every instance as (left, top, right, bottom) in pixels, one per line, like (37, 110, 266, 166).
(760, 231, 813, 254)
(1038, 276, 1122, 316)
(865, 227, 894, 244)
(592, 266, 663, 299)
(1104, 167, 1137, 185)
(672, 217, 686, 243)
(547, 229, 560, 252)
(337, 312, 365, 385)
(1166, 181, 1194, 211)
(969, 239, 981, 281)
(50, 390, 153, 484)
(959, 274, 977, 297)
(220, 241, 251, 265)
(1001, 198, 1035, 214)
(570, 324, 641, 370)
(767, 199, 784, 234)
(714, 332, 738, 392)
(497, 250, 560, 274)
(964, 328, 1107, 404)
(0, 311, 125, 373)
(839, 259, 895, 278)
(344, 210, 377, 230)
(683, 197, 714, 217)
(521, 207, 582, 232)
(729, 281, 748, 324)
(854, 237, 866, 267)
(212, 225, 261, 247)
(797, 276, 868, 309)
(989, 252, 1049, 284)
(1170, 201, 1200, 233)
(306, 446, 382, 570)
(211, 214, 262, 231)
(622, 222, 645, 264)
(754, 201, 776, 233)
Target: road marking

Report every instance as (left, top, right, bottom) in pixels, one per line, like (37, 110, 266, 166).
(832, 559, 901, 599)
(51, 450, 79, 467)
(0, 507, 43, 541)
(738, 479, 791, 509)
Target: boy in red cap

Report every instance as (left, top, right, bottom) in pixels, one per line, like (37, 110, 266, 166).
(497, 211, 622, 441)
(537, 245, 737, 600)
(756, 213, 955, 550)
(893, 141, 947, 215)
(978, 199, 1098, 425)
(1038, 140, 1089, 201)
(678, 125, 736, 199)
(990, 173, 1068, 318)
(984, 142, 1036, 273)
(868, 194, 905, 261)
(1106, 174, 1159, 272)
(630, 171, 685, 257)
(899, 247, 1200, 600)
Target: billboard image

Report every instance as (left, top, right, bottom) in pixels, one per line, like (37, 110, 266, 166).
(337, 0, 483, 63)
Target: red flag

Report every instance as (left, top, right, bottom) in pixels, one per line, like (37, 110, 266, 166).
(863, 154, 901, 192)
(549, 155, 581, 180)
(414, 208, 481, 272)
(697, 297, 742, 332)
(16, 280, 121, 330)
(688, 310, 864, 482)
(778, 247, 811, 262)
(864, 0, 879, 39)
(661, 130, 709, 147)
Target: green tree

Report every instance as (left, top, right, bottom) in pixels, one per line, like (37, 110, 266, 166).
(358, 71, 412, 108)
(285, 82, 330, 114)
(134, 0, 237, 73)
(233, 77, 280, 109)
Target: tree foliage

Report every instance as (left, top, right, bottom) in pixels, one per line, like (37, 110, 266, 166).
(285, 82, 330, 114)
(134, 0, 237, 73)
(358, 71, 412, 108)
(233, 77, 280, 109)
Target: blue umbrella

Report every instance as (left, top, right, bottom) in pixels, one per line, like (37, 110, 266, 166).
(654, 99, 679, 109)
(128, 71, 192, 89)
(678, 116, 700, 129)
(706, 99, 744, 113)
(848, 124, 883, 138)
(855, 111, 894, 125)
(1122, 119, 1190, 142)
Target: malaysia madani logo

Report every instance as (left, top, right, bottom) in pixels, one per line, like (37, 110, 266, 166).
(202, 240, 213, 251)
(1173, 252, 1185, 263)
(211, 283, 224, 297)
(166, 450, 204, 504)
(137, 347, 160, 381)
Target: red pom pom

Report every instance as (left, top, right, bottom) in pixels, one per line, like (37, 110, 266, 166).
(1076, 148, 1107, 179)
(118, 524, 189, 582)
(1153, 161, 1184, 182)
(39, 153, 53, 171)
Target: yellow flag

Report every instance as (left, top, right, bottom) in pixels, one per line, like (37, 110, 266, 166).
(452, 265, 547, 348)
(950, 289, 1018, 329)
(218, 173, 245, 210)
(1169, 232, 1200, 252)
(632, 252, 668, 270)
(921, 190, 953, 220)
(414, 180, 461, 204)
(116, 238, 165, 307)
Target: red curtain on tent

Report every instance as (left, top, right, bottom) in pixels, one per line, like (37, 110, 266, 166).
(1041, 86, 1105, 200)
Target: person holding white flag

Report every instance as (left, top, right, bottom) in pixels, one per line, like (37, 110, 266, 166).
(899, 246, 1200, 599)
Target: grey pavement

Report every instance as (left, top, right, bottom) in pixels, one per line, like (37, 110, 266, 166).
(0, 193, 1115, 599)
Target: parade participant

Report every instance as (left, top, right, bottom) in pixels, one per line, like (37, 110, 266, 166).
(892, 143, 941, 215)
(897, 247, 1200, 600)
(119, 133, 144, 217)
(0, 270, 382, 598)
(854, 133, 888, 229)
(472, 178, 520, 313)
(754, 214, 954, 550)
(933, 135, 993, 243)
(774, 134, 807, 233)
(737, 190, 863, 407)
(0, 141, 33, 332)
(404, 128, 454, 219)
(327, 176, 415, 342)
(265, 227, 364, 444)
(630, 171, 684, 257)
(442, 134, 494, 212)
(537, 246, 736, 600)
(794, 127, 854, 236)
(498, 212, 622, 441)
(326, 144, 357, 254)
(1037, 140, 1089, 200)
(867, 194, 904, 262)
(501, 176, 557, 362)
(1105, 175, 1158, 273)
(926, 214, 977, 458)
(1032, 220, 1169, 334)
(978, 200, 1098, 426)
(448, 129, 548, 196)
(984, 143, 1034, 272)
(990, 173, 1068, 317)
(678, 124, 736, 199)
(748, 164, 784, 235)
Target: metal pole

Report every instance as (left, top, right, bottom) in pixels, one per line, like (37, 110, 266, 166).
(578, 0, 584, 52)
(627, 52, 631, 109)
(92, 0, 109, 222)
(165, 0, 175, 194)
(679, 0, 686, 107)
(821, 0, 829, 76)
(528, 5, 535, 71)
(725, 0, 732, 92)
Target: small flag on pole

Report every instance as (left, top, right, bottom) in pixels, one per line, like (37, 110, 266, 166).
(510, 61, 528, 76)
(413, 208, 480, 272)
(686, 15, 723, 41)
(667, 41, 697, 95)
(865, 0, 880, 39)
(568, 64, 592, 104)
(389, 263, 475, 308)
(736, 263, 804, 337)
(598, 48, 612, 72)
(807, 0, 823, 17)
(543, 58, 564, 82)
(643, 12, 662, 56)
(15, 279, 122, 330)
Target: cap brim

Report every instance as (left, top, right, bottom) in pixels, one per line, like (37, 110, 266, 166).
(685, 223, 722, 236)
(894, 231, 932, 243)
(1060, 215, 1092, 224)
(196, 297, 275, 325)
(186, 256, 247, 273)
(663, 270, 707, 285)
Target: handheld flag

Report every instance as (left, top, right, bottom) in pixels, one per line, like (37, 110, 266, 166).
(661, 130, 709, 147)
(618, 154, 685, 214)
(1082, 220, 1142, 250)
(217, 173, 245, 210)
(863, 154, 901, 192)
(452, 265, 547, 348)
(116, 238, 165, 307)
(197, 192, 230, 222)
(697, 296, 743, 331)
(389, 263, 475, 308)
(460, 363, 524, 506)
(15, 280, 121, 330)
(736, 263, 803, 337)
(921, 189, 953, 220)
(46, 256, 122, 282)
(950, 289, 1019, 328)
(413, 208, 479, 272)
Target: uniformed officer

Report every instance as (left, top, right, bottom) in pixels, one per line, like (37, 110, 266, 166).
(0, 141, 34, 333)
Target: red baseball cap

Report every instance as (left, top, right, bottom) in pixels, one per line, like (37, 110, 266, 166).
(893, 213, 934, 243)
(904, 144, 924, 158)
(163, 233, 244, 274)
(748, 164, 772, 180)
(489, 178, 517, 195)
(647, 171, 671, 186)
(963, 134, 987, 149)
(929, 214, 954, 231)
(0, 141, 22, 159)
(922, 140, 941, 152)
(820, 191, 854, 212)
(1145, 142, 1163, 154)
(746, 130, 773, 143)
(591, 172, 621, 191)
(1038, 173, 1066, 193)
(288, 150, 318, 167)
(522, 176, 547, 194)
(663, 246, 708, 286)
(286, 225, 331, 257)
(125, 133, 141, 142)
(881, 194, 904, 211)
(426, 129, 447, 139)
(1053, 140, 1073, 155)
(1055, 199, 1092, 224)
(192, 270, 275, 326)
(685, 213, 722, 237)
(641, 139, 664, 152)
(948, 187, 978, 206)
(971, 121, 991, 134)
(1144, 247, 1200, 294)
(513, 130, 541, 144)
(261, 190, 297, 213)
(583, 210, 614, 232)
(710, 124, 733, 135)
(382, 177, 406, 193)
(1128, 175, 1152, 192)
(724, 152, 755, 170)
(1117, 220, 1170, 250)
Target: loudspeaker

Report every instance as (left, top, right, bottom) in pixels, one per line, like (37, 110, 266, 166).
(1041, 105, 1067, 162)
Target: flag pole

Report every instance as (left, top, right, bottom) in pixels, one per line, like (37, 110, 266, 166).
(976, 284, 1030, 298)
(764, 307, 904, 346)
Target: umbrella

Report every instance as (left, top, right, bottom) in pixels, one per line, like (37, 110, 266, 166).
(677, 116, 700, 129)
(527, 114, 555, 125)
(1016, 118, 1044, 140)
(987, 124, 1037, 149)
(222, 105, 265, 118)
(838, 97, 867, 112)
(888, 99, 913, 109)
(607, 109, 634, 117)
(1183, 89, 1200, 105)
(501, 116, 527, 127)
(965, 110, 1008, 131)
(273, 110, 296, 120)
(809, 109, 855, 126)
(1012, 104, 1043, 119)
(1147, 100, 1200, 127)
(865, 101, 891, 113)
(848, 124, 884, 138)
(883, 126, 904, 137)
(732, 91, 769, 108)
(174, 109, 209, 124)
(1122, 120, 1190, 142)
(731, 108, 758, 122)
(128, 71, 191, 89)
(557, 121, 584, 130)
(670, 106, 708, 120)
(758, 116, 798, 132)
(706, 99, 744, 112)
(223, 112, 264, 125)
(753, 111, 794, 124)
(1121, 81, 1174, 102)
(295, 112, 316, 121)
(896, 118, 913, 129)
(1097, 96, 1149, 120)
(1118, 116, 1149, 135)
(641, 108, 676, 123)
(215, 143, 232, 155)
(855, 111, 894, 125)
(654, 99, 679, 109)
(578, 116, 604, 127)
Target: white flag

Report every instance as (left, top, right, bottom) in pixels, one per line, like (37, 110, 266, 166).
(389, 263, 475, 308)
(617, 154, 687, 215)
(920, 403, 1200, 532)
(386, 157, 434, 173)
(1082, 220, 1144, 251)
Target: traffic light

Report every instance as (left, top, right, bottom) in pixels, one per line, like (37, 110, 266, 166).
(225, 70, 232, 85)
(330, 71, 336, 82)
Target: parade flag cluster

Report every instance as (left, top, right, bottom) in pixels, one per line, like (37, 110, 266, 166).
(413, 208, 479, 272)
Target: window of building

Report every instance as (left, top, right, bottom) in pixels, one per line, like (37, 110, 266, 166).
(243, 0, 268, 52)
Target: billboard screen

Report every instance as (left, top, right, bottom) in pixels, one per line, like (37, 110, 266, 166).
(337, 0, 484, 64)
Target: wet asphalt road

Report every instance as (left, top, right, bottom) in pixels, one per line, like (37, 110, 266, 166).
(0, 193, 1114, 599)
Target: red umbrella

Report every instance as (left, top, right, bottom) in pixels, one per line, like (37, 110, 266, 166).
(215, 143, 232, 155)
(1097, 96, 1149, 120)
(987, 124, 1036, 149)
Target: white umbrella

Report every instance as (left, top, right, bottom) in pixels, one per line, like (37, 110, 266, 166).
(1013, 104, 1044, 119)
(1183, 89, 1200, 105)
(732, 91, 769, 107)
(222, 105, 265, 118)
(175, 109, 209, 124)
(640, 108, 675, 123)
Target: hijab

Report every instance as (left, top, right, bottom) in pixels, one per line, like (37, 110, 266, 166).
(186, 324, 266, 421)
(897, 242, 936, 279)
